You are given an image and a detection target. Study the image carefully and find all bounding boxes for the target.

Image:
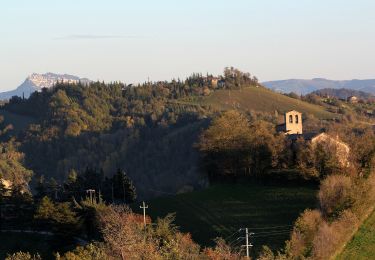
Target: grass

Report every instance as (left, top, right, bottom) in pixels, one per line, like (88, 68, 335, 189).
(0, 231, 77, 260)
(337, 208, 375, 260)
(180, 86, 335, 119)
(142, 183, 317, 256)
(0, 232, 54, 260)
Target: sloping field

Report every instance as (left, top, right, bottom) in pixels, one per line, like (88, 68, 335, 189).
(0, 231, 76, 260)
(143, 183, 317, 256)
(337, 209, 375, 260)
(184, 86, 335, 119)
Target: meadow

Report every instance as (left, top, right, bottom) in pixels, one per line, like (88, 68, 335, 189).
(337, 208, 375, 260)
(179, 86, 335, 119)
(143, 183, 318, 256)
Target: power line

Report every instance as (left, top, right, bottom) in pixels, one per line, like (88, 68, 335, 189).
(224, 229, 242, 242)
(252, 231, 291, 238)
(230, 238, 245, 248)
(252, 229, 291, 235)
(147, 188, 176, 196)
(246, 225, 293, 230)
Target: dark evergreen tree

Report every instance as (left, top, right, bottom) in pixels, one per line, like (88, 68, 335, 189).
(112, 169, 137, 204)
(63, 169, 81, 200)
(35, 175, 47, 200)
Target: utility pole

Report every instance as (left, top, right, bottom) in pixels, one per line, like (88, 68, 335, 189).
(86, 189, 95, 203)
(140, 201, 148, 227)
(242, 228, 253, 259)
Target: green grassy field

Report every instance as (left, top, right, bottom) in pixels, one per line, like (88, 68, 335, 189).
(142, 183, 317, 256)
(180, 86, 335, 119)
(337, 209, 375, 260)
(0, 232, 54, 260)
(0, 231, 77, 260)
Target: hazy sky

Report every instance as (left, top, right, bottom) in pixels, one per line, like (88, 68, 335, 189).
(1, 0, 375, 91)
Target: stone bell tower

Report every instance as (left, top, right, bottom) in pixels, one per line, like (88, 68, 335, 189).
(284, 110, 303, 134)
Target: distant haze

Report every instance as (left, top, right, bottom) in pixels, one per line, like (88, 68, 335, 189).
(262, 78, 375, 95)
(1, 0, 375, 91)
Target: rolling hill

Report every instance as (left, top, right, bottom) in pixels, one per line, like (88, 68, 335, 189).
(311, 88, 374, 100)
(262, 78, 375, 95)
(179, 86, 335, 119)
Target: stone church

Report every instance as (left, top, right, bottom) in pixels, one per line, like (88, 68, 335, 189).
(277, 110, 350, 167)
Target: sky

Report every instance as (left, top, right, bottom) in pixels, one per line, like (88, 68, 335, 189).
(1, 0, 375, 91)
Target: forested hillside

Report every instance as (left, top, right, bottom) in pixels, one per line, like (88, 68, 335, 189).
(311, 88, 374, 100)
(2, 68, 367, 199)
(1, 68, 262, 198)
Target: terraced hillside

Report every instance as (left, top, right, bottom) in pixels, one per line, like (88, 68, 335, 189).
(179, 86, 335, 119)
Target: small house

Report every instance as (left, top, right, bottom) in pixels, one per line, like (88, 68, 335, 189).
(347, 96, 358, 103)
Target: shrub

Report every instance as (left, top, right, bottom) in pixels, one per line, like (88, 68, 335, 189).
(5, 252, 41, 260)
(258, 245, 275, 260)
(312, 210, 358, 260)
(318, 175, 353, 218)
(203, 238, 242, 260)
(287, 209, 323, 258)
(56, 243, 108, 260)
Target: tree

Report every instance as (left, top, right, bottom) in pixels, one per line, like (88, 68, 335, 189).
(5, 252, 41, 260)
(199, 110, 286, 180)
(9, 184, 33, 206)
(318, 175, 354, 219)
(98, 205, 159, 259)
(313, 142, 343, 178)
(203, 238, 241, 259)
(112, 169, 137, 204)
(199, 110, 252, 179)
(57, 243, 108, 260)
(294, 138, 319, 180)
(0, 173, 8, 202)
(34, 196, 55, 221)
(35, 175, 47, 200)
(34, 196, 80, 236)
(63, 169, 80, 200)
(47, 178, 60, 200)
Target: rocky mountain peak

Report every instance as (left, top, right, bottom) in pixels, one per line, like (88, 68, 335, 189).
(0, 73, 91, 100)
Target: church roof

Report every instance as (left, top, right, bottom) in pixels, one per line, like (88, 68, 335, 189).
(285, 110, 302, 114)
(286, 132, 320, 141)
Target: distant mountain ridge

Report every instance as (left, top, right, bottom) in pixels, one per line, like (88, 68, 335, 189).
(0, 73, 90, 100)
(262, 78, 375, 95)
(311, 88, 374, 100)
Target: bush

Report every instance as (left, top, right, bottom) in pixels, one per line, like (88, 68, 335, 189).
(318, 175, 353, 218)
(287, 209, 323, 258)
(5, 252, 41, 260)
(57, 243, 108, 260)
(312, 210, 358, 260)
(203, 238, 242, 260)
